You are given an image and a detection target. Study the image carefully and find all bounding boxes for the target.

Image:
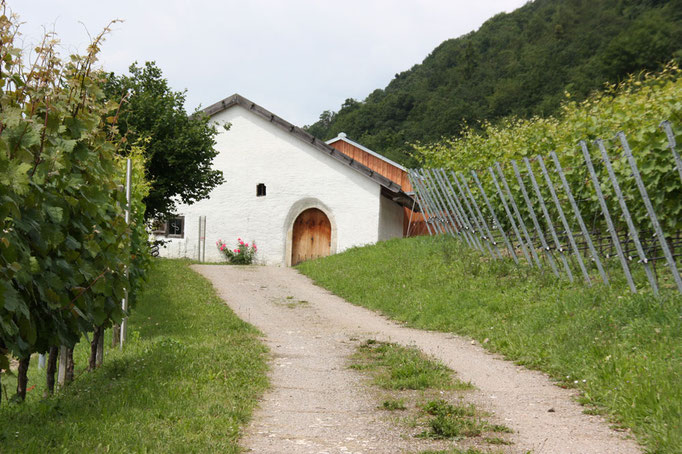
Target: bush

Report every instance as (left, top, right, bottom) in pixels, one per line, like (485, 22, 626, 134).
(217, 238, 257, 264)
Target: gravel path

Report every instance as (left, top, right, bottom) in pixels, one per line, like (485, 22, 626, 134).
(193, 265, 641, 454)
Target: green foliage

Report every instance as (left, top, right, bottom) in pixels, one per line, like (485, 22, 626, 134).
(413, 64, 682, 237)
(104, 62, 225, 219)
(0, 10, 150, 365)
(305, 0, 682, 166)
(298, 236, 682, 452)
(350, 340, 469, 391)
(0, 259, 269, 452)
(381, 398, 407, 411)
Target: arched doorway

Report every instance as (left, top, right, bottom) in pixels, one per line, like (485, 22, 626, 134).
(291, 208, 332, 265)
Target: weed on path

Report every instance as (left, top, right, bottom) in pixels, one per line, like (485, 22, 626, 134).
(351, 340, 514, 453)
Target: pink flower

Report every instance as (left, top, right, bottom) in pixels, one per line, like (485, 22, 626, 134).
(245, 243, 249, 247)
(220, 244, 225, 251)
(237, 238, 241, 242)
(237, 249, 241, 253)
(234, 249, 238, 253)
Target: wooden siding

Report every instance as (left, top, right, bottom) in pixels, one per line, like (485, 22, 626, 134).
(328, 139, 428, 237)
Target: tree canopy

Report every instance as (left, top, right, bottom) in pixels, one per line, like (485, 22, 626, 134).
(105, 62, 224, 219)
(304, 0, 682, 166)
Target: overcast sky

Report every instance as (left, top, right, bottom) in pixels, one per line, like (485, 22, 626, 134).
(14, 0, 526, 126)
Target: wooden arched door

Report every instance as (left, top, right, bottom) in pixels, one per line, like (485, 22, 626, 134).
(291, 208, 331, 265)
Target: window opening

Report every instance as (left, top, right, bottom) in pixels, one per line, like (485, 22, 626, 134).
(257, 183, 266, 197)
(167, 217, 185, 238)
(151, 219, 167, 235)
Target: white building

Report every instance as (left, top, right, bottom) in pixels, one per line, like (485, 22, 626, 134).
(155, 94, 414, 266)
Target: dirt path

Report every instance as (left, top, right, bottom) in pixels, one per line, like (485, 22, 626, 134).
(193, 265, 641, 454)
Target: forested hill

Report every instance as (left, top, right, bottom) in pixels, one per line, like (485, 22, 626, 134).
(304, 0, 682, 167)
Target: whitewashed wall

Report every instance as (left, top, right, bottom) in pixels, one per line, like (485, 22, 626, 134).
(378, 196, 404, 242)
(157, 103, 402, 265)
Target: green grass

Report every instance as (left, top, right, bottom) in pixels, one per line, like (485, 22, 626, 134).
(298, 235, 682, 454)
(416, 450, 486, 454)
(418, 399, 511, 440)
(350, 339, 511, 450)
(350, 339, 471, 391)
(381, 398, 407, 411)
(0, 259, 268, 453)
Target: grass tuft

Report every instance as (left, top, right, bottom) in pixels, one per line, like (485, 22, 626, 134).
(351, 340, 471, 391)
(381, 398, 407, 411)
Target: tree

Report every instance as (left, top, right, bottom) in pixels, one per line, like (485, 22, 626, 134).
(303, 0, 682, 166)
(105, 62, 224, 219)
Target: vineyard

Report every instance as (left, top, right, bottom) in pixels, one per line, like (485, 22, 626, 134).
(412, 65, 682, 295)
(0, 10, 150, 401)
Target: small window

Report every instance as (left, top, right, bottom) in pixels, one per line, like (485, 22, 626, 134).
(167, 217, 185, 238)
(257, 183, 266, 197)
(153, 217, 185, 238)
(151, 219, 167, 235)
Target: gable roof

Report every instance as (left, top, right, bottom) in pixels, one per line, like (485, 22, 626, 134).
(202, 94, 415, 208)
(326, 133, 407, 172)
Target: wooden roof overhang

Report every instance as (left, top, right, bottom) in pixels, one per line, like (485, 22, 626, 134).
(202, 94, 417, 209)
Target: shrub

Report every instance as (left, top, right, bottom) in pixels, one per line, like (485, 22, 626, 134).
(217, 238, 257, 265)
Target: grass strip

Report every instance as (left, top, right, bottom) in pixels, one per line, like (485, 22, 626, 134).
(298, 235, 682, 453)
(350, 339, 511, 451)
(0, 259, 268, 453)
(350, 339, 471, 391)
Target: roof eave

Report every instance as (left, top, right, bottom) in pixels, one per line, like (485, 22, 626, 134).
(202, 94, 416, 208)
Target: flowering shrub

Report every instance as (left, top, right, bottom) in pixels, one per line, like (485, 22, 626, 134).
(216, 238, 257, 264)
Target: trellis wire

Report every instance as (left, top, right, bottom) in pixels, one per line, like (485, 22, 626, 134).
(407, 121, 682, 296)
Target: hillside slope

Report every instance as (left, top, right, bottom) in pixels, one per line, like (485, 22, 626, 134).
(305, 0, 682, 166)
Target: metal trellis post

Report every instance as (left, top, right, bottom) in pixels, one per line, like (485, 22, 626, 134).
(431, 168, 474, 247)
(489, 166, 532, 265)
(421, 169, 457, 237)
(580, 140, 636, 293)
(550, 151, 608, 285)
(495, 162, 542, 268)
(452, 171, 496, 258)
(538, 155, 591, 285)
(438, 169, 483, 250)
(408, 170, 438, 235)
(596, 139, 658, 294)
(524, 157, 573, 281)
(458, 172, 502, 259)
(407, 170, 434, 236)
(471, 170, 518, 263)
(512, 160, 560, 276)
(416, 169, 449, 235)
(660, 121, 682, 185)
(120, 158, 132, 348)
(618, 132, 682, 294)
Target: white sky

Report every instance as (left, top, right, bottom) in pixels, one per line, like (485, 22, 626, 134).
(13, 0, 527, 126)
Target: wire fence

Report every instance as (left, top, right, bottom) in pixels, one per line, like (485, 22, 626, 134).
(408, 120, 682, 296)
